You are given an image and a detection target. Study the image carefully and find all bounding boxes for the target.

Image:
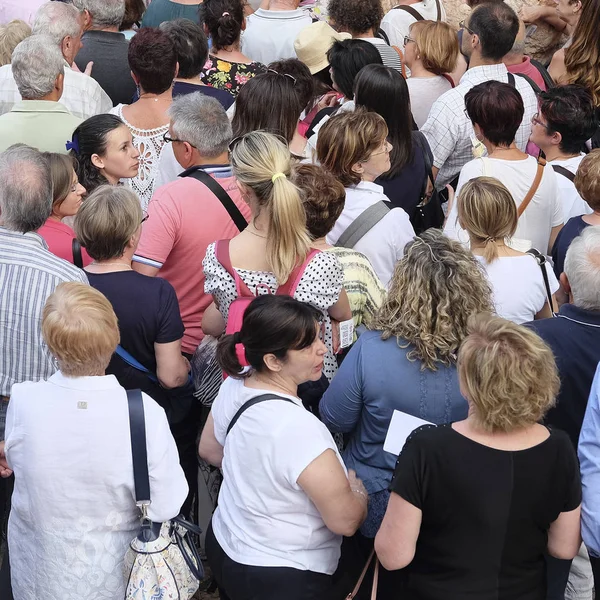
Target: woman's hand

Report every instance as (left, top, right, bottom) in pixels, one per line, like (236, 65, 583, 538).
(520, 6, 546, 23)
(348, 469, 368, 506)
(316, 92, 340, 113)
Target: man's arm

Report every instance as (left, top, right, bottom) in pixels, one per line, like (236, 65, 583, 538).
(132, 261, 160, 277)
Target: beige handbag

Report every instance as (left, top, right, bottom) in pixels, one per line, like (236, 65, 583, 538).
(347, 549, 380, 599)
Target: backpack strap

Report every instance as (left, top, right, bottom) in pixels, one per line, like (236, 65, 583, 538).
(518, 157, 547, 217)
(526, 249, 555, 314)
(277, 249, 320, 297)
(552, 164, 576, 182)
(72, 238, 83, 268)
(180, 167, 248, 233)
(226, 394, 297, 436)
(215, 239, 254, 298)
(335, 202, 390, 249)
(507, 72, 515, 87)
(508, 71, 542, 96)
(530, 58, 555, 89)
(393, 4, 424, 20)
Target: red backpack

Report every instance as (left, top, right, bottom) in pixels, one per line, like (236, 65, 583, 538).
(215, 239, 320, 335)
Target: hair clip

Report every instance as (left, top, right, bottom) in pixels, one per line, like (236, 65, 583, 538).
(65, 136, 79, 154)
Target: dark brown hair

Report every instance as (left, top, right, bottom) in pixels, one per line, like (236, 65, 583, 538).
(200, 0, 244, 51)
(293, 164, 346, 240)
(128, 27, 177, 94)
(44, 153, 77, 211)
(120, 0, 145, 30)
(269, 59, 315, 113)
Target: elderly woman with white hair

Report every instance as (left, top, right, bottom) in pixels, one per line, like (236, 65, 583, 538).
(4, 282, 187, 600)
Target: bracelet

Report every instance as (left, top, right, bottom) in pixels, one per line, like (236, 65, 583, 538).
(351, 487, 368, 500)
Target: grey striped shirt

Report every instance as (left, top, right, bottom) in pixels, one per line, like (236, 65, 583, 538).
(0, 228, 88, 438)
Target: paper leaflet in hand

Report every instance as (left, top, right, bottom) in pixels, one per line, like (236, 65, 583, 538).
(383, 410, 433, 456)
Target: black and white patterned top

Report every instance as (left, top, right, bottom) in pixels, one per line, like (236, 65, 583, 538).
(203, 243, 344, 380)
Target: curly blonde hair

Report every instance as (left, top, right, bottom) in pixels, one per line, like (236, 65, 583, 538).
(370, 229, 492, 371)
(458, 313, 559, 432)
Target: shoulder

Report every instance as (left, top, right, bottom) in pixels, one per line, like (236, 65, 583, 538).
(41, 250, 88, 283)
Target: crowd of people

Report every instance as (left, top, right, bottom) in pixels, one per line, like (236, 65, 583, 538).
(1, 0, 600, 598)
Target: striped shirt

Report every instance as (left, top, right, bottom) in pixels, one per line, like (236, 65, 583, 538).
(0, 228, 88, 437)
(363, 38, 403, 73)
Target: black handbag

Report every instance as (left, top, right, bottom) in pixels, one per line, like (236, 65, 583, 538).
(411, 132, 445, 234)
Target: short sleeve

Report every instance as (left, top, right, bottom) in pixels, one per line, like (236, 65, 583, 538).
(294, 252, 344, 311)
(202, 242, 238, 318)
(550, 173, 565, 228)
(156, 278, 185, 344)
(135, 187, 181, 267)
(389, 426, 433, 510)
(558, 431, 582, 512)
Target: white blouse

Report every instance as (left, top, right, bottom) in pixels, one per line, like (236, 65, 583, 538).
(5, 372, 188, 600)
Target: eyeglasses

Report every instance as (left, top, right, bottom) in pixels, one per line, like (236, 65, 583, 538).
(163, 132, 183, 144)
(463, 108, 472, 120)
(141, 211, 149, 224)
(531, 112, 552, 131)
(267, 68, 297, 85)
(459, 20, 475, 35)
(403, 35, 416, 46)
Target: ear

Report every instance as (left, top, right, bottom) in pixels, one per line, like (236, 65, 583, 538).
(55, 72, 64, 93)
(130, 70, 139, 86)
(174, 61, 179, 80)
(203, 23, 210, 37)
(91, 153, 104, 170)
(241, 17, 247, 31)
(351, 161, 365, 177)
(551, 130, 563, 147)
(82, 9, 92, 29)
(559, 272, 571, 297)
(61, 36, 71, 57)
(262, 353, 283, 373)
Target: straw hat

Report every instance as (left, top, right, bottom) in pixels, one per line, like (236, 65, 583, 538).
(294, 21, 351, 75)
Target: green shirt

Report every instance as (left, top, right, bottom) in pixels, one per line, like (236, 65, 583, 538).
(0, 100, 82, 154)
(140, 0, 202, 28)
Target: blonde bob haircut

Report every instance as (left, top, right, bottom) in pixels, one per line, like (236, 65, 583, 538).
(231, 131, 311, 284)
(42, 282, 120, 377)
(370, 229, 493, 371)
(409, 20, 459, 75)
(74, 185, 142, 261)
(0, 20, 31, 67)
(316, 110, 389, 187)
(458, 313, 559, 432)
(457, 176, 518, 263)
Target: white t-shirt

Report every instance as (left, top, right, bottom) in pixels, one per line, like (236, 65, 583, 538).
(406, 76, 453, 129)
(211, 377, 344, 575)
(476, 255, 559, 324)
(326, 181, 415, 287)
(549, 154, 592, 221)
(241, 8, 312, 64)
(380, 0, 447, 50)
(444, 156, 563, 254)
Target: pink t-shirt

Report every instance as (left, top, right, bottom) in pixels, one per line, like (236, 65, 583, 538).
(37, 219, 92, 267)
(134, 172, 251, 354)
(507, 57, 547, 92)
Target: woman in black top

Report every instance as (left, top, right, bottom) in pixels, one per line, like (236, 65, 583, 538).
(353, 64, 431, 221)
(375, 313, 582, 600)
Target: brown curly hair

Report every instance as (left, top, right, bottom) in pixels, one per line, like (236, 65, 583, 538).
(370, 230, 493, 371)
(292, 163, 346, 240)
(458, 313, 559, 432)
(328, 0, 384, 35)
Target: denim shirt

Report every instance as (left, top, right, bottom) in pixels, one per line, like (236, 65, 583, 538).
(320, 330, 468, 495)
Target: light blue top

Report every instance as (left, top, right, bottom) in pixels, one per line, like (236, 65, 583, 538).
(578, 362, 600, 558)
(320, 330, 468, 495)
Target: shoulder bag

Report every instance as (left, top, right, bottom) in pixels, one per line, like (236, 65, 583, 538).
(526, 249, 555, 316)
(346, 549, 379, 600)
(517, 157, 547, 217)
(226, 393, 297, 436)
(72, 238, 83, 268)
(411, 131, 445, 233)
(123, 389, 204, 599)
(180, 166, 248, 232)
(393, 0, 441, 21)
(552, 164, 575, 182)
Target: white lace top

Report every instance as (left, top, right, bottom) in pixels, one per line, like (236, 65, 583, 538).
(110, 104, 169, 210)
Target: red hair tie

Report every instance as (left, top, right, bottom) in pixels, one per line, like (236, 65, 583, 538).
(235, 342, 249, 367)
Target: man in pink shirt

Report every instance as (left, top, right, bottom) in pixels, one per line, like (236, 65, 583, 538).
(133, 93, 250, 356)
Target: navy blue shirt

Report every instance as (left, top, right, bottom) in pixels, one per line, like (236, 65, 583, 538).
(526, 304, 600, 447)
(551, 215, 589, 277)
(172, 81, 235, 110)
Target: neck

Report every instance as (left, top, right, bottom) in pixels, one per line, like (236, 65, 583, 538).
(103, 172, 120, 185)
(409, 62, 436, 77)
(48, 213, 63, 223)
(502, 53, 524, 68)
(91, 26, 120, 33)
(468, 55, 500, 70)
(188, 152, 229, 168)
(353, 29, 375, 39)
(250, 371, 297, 397)
(311, 237, 332, 250)
(542, 147, 580, 162)
(485, 141, 519, 156)
(268, 1, 298, 9)
(26, 92, 60, 102)
(251, 211, 270, 234)
(469, 238, 507, 256)
(174, 76, 203, 86)
(212, 42, 242, 54)
(88, 255, 133, 271)
(139, 88, 173, 101)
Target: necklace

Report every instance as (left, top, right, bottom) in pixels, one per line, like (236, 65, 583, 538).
(247, 227, 267, 239)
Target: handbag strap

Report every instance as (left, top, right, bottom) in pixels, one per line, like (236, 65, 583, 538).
(552, 164, 576, 182)
(180, 166, 248, 232)
(393, 4, 424, 19)
(526, 248, 554, 313)
(72, 238, 83, 268)
(413, 131, 435, 203)
(441, 73, 455, 88)
(518, 157, 546, 217)
(226, 393, 297, 436)
(116, 345, 159, 383)
(126, 389, 151, 507)
(335, 202, 389, 249)
(346, 549, 379, 600)
(391, 46, 407, 78)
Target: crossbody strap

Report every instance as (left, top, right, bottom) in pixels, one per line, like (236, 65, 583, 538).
(180, 167, 248, 232)
(335, 202, 390, 249)
(530, 58, 556, 89)
(526, 248, 554, 313)
(393, 4, 424, 19)
(72, 238, 83, 268)
(116, 345, 159, 383)
(226, 393, 297, 436)
(434, 0, 441, 20)
(552, 164, 576, 182)
(126, 389, 151, 506)
(518, 158, 546, 217)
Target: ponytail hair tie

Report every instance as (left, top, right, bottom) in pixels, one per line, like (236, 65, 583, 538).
(235, 342, 249, 367)
(483, 236, 496, 244)
(272, 172, 286, 183)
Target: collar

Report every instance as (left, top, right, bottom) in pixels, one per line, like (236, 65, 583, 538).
(556, 303, 600, 328)
(49, 371, 123, 391)
(351, 180, 386, 194)
(0, 227, 49, 250)
(10, 100, 71, 114)
(83, 29, 126, 41)
(178, 164, 233, 177)
(40, 218, 73, 233)
(254, 7, 306, 17)
(460, 63, 507, 86)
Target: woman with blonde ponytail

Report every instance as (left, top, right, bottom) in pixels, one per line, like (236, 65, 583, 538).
(202, 131, 351, 380)
(457, 176, 559, 323)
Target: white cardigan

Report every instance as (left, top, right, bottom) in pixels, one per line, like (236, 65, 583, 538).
(5, 372, 188, 600)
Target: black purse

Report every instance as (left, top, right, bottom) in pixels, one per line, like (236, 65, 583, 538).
(411, 132, 445, 234)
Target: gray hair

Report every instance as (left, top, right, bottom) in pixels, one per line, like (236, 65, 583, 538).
(169, 92, 232, 158)
(32, 2, 81, 47)
(11, 35, 64, 99)
(564, 226, 600, 311)
(0, 145, 52, 233)
(72, 0, 125, 29)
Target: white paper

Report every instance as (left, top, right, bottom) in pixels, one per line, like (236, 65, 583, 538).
(383, 410, 433, 456)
